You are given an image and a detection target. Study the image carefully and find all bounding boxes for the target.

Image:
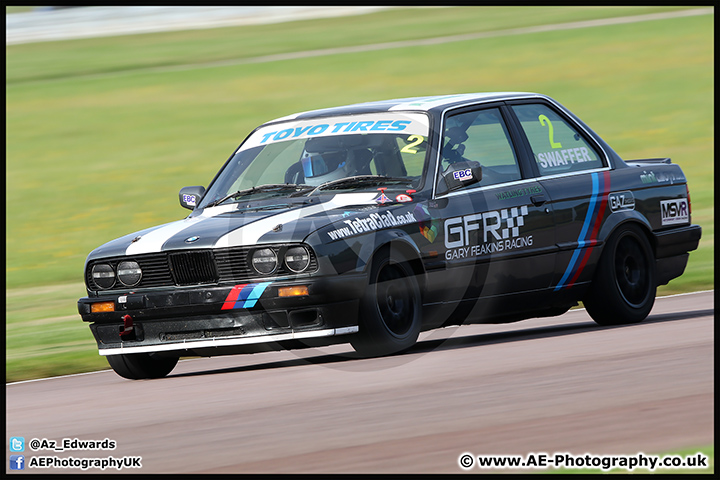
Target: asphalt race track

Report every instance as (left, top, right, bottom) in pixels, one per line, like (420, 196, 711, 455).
(6, 290, 713, 473)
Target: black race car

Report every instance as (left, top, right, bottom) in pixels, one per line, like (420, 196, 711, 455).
(78, 93, 701, 379)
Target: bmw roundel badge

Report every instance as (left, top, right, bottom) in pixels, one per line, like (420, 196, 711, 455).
(185, 236, 200, 243)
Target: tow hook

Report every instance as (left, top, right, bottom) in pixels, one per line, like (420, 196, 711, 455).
(119, 314, 136, 340)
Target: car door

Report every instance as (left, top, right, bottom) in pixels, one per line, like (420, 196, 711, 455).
(421, 104, 557, 325)
(507, 100, 611, 294)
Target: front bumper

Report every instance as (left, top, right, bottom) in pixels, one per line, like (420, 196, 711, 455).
(78, 275, 366, 356)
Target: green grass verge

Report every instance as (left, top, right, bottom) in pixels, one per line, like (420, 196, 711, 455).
(6, 283, 109, 382)
(6, 6, 41, 14)
(6, 7, 713, 383)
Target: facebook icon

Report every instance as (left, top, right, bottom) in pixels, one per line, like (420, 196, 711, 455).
(10, 455, 25, 470)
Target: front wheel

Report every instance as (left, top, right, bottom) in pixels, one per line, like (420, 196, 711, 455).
(106, 352, 179, 380)
(351, 248, 422, 357)
(583, 224, 656, 325)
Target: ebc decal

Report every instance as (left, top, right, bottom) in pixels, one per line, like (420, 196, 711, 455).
(554, 171, 611, 291)
(221, 282, 272, 310)
(452, 168, 473, 182)
(182, 193, 197, 207)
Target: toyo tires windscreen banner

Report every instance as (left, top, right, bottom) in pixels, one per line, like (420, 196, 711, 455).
(240, 112, 430, 150)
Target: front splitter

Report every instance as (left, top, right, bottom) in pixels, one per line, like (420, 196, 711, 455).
(98, 326, 359, 356)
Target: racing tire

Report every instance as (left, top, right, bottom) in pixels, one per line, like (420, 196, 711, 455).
(583, 224, 656, 326)
(106, 352, 179, 380)
(351, 248, 422, 357)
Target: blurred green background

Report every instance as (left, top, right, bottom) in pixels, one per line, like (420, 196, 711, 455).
(6, 7, 713, 382)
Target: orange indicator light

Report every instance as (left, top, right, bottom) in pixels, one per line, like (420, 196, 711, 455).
(278, 286, 309, 297)
(91, 301, 115, 313)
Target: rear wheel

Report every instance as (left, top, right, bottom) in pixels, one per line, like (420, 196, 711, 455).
(106, 352, 179, 380)
(351, 248, 422, 357)
(584, 224, 656, 325)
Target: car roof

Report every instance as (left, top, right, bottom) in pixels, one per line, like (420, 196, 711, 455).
(267, 92, 547, 124)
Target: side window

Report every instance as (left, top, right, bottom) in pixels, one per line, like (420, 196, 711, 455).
(511, 104, 604, 176)
(438, 107, 520, 193)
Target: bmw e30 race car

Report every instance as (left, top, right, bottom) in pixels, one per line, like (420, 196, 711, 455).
(78, 92, 701, 379)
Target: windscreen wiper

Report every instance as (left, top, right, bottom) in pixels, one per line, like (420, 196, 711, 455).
(205, 184, 313, 208)
(308, 175, 413, 195)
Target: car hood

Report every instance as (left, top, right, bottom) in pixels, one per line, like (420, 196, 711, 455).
(86, 192, 418, 261)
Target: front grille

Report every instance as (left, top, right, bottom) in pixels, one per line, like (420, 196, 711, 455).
(136, 253, 175, 288)
(168, 250, 218, 285)
(85, 245, 317, 292)
(214, 247, 252, 281)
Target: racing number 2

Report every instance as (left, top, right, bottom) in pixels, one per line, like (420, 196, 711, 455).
(400, 135, 424, 154)
(539, 115, 562, 149)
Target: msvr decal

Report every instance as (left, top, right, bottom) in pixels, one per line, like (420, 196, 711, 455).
(660, 199, 689, 225)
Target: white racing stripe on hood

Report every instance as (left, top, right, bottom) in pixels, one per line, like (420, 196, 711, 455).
(125, 203, 238, 255)
(214, 192, 378, 248)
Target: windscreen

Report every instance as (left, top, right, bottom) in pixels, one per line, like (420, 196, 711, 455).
(199, 112, 431, 208)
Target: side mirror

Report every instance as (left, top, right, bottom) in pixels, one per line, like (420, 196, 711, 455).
(440, 163, 482, 194)
(179, 186, 205, 210)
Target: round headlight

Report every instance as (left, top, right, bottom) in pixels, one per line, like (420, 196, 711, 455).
(284, 246, 310, 273)
(251, 248, 278, 275)
(91, 263, 115, 289)
(117, 261, 142, 286)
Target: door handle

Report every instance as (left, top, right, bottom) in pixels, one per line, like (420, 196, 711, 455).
(530, 195, 546, 206)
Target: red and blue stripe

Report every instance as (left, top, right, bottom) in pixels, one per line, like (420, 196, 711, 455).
(221, 282, 272, 310)
(554, 171, 610, 291)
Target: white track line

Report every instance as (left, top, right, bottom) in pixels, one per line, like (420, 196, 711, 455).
(6, 7, 392, 45)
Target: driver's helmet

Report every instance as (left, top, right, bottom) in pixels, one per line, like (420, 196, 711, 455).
(301, 150, 348, 186)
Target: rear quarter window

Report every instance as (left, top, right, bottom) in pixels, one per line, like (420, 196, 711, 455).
(512, 104, 604, 176)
